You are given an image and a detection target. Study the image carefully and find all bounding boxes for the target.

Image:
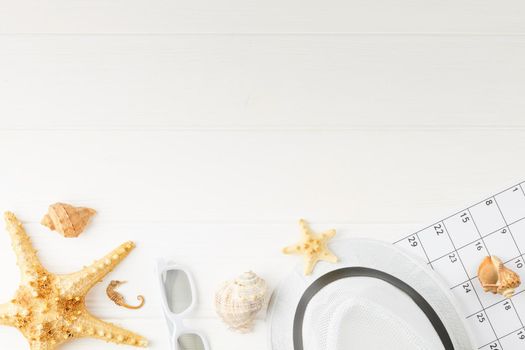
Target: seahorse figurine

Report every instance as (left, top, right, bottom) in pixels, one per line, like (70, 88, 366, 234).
(106, 280, 145, 310)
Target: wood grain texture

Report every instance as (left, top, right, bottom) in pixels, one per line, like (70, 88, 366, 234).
(0, 130, 523, 223)
(1, 35, 525, 129)
(1, 1, 524, 349)
(1, 0, 525, 34)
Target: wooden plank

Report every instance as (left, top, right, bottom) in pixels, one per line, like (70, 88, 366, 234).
(0, 130, 522, 224)
(0, 0, 524, 34)
(0, 35, 524, 129)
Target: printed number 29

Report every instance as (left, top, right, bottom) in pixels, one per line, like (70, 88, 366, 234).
(408, 236, 418, 247)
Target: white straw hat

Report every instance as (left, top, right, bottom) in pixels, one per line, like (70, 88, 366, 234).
(267, 239, 473, 350)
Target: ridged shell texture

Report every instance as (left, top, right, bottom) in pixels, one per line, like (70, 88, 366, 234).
(215, 271, 267, 333)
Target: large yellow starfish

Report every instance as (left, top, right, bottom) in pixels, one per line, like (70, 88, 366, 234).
(282, 219, 338, 275)
(0, 212, 148, 350)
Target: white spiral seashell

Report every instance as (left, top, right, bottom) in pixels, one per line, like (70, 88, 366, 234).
(215, 271, 267, 333)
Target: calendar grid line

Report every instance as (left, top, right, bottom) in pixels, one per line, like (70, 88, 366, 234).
(415, 232, 433, 268)
(478, 327, 525, 349)
(449, 255, 521, 290)
(493, 191, 525, 342)
(441, 220, 503, 350)
(519, 183, 525, 199)
(398, 214, 525, 265)
(480, 215, 525, 237)
(394, 181, 525, 350)
(499, 326, 525, 344)
(467, 207, 491, 256)
(457, 201, 520, 350)
(395, 213, 525, 248)
(494, 195, 523, 257)
(393, 181, 525, 245)
(465, 289, 525, 319)
(509, 298, 524, 333)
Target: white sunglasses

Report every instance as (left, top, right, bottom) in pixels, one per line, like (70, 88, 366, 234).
(156, 259, 210, 350)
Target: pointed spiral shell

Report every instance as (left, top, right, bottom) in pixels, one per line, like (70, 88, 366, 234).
(478, 256, 521, 298)
(41, 203, 96, 238)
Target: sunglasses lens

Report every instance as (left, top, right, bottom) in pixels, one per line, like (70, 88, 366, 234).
(178, 333, 206, 350)
(163, 269, 192, 314)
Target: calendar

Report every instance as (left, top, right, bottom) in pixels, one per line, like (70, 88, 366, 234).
(394, 182, 525, 350)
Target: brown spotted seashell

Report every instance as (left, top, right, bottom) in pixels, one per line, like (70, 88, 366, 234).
(41, 202, 96, 238)
(478, 256, 521, 298)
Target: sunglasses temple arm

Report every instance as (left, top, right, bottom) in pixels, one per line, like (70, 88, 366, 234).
(170, 331, 178, 350)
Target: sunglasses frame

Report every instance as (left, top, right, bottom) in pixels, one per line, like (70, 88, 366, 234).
(156, 259, 210, 350)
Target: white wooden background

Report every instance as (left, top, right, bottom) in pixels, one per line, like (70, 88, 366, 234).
(1, 1, 525, 349)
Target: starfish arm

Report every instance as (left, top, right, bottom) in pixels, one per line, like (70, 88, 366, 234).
(57, 241, 136, 297)
(4, 212, 45, 282)
(320, 249, 338, 263)
(0, 301, 22, 326)
(30, 341, 59, 350)
(74, 312, 148, 347)
(282, 243, 302, 255)
(299, 219, 312, 239)
(303, 256, 319, 275)
(321, 229, 336, 240)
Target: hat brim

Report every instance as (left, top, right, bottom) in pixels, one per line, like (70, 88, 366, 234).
(267, 238, 474, 350)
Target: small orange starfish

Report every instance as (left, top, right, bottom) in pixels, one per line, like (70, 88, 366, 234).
(282, 219, 338, 275)
(0, 212, 147, 350)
